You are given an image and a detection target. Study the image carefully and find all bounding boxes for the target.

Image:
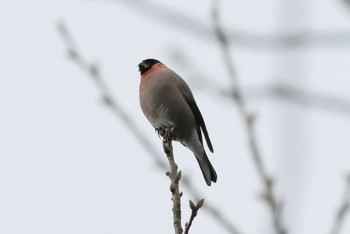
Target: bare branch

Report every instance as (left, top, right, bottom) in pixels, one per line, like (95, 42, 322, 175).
(330, 173, 350, 234)
(184, 199, 205, 234)
(211, 1, 286, 234)
(163, 129, 205, 234)
(163, 128, 183, 234)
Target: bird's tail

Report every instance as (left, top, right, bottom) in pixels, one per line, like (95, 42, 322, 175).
(195, 151, 217, 186)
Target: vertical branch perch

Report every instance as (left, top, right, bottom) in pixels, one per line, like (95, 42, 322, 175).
(162, 128, 204, 234)
(211, 1, 286, 233)
(163, 128, 183, 234)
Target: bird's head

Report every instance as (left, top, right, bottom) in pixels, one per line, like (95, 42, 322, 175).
(138, 58, 162, 75)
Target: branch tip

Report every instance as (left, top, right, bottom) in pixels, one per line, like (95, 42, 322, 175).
(175, 171, 182, 183)
(189, 200, 195, 210)
(197, 198, 205, 208)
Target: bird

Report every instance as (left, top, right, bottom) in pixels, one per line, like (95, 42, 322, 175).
(138, 58, 217, 186)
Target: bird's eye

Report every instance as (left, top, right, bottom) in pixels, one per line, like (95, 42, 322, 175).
(141, 63, 149, 68)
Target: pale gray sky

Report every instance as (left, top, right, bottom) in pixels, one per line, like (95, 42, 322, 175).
(1, 0, 350, 233)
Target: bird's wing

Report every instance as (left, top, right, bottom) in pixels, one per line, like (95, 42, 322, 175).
(179, 80, 214, 153)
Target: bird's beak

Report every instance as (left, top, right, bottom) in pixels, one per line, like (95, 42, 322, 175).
(138, 62, 149, 71)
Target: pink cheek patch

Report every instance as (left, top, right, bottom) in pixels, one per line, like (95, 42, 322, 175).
(141, 64, 168, 79)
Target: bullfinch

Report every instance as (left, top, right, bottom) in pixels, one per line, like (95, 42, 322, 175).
(138, 58, 217, 186)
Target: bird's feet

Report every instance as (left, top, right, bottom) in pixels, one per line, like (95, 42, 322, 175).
(162, 127, 176, 143)
(155, 128, 165, 138)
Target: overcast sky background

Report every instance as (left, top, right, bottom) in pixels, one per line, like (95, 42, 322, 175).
(1, 0, 350, 233)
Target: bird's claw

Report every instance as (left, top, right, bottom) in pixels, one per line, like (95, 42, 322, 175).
(155, 128, 165, 138)
(170, 126, 176, 140)
(162, 127, 176, 143)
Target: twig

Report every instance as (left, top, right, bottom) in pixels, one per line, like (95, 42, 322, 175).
(330, 173, 350, 234)
(57, 20, 242, 234)
(211, 1, 286, 234)
(162, 129, 205, 234)
(184, 199, 205, 234)
(163, 128, 183, 234)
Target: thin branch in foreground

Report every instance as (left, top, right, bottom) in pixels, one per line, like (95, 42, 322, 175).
(57, 21, 241, 234)
(331, 173, 350, 234)
(184, 199, 205, 234)
(163, 128, 183, 234)
(162, 128, 204, 234)
(211, 1, 286, 234)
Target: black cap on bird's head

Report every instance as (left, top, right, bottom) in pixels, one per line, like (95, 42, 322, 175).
(138, 58, 162, 75)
